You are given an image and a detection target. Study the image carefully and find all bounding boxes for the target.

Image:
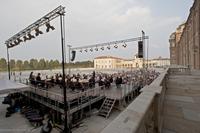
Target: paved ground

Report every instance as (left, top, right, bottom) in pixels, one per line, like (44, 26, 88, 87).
(162, 71, 200, 133)
(0, 95, 34, 133)
(72, 109, 121, 133)
(0, 95, 60, 133)
(0, 94, 120, 133)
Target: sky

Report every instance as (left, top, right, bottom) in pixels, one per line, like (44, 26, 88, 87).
(0, 0, 194, 62)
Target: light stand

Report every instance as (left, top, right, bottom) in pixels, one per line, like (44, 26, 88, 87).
(142, 30, 145, 69)
(4, 5, 70, 133)
(6, 46, 11, 80)
(60, 13, 70, 133)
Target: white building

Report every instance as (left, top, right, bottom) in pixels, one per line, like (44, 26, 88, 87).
(94, 55, 170, 69)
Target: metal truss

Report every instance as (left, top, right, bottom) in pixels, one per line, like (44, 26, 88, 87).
(5, 5, 65, 47)
(71, 36, 149, 51)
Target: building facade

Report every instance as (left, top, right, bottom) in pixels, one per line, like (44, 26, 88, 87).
(148, 57, 170, 68)
(94, 56, 170, 69)
(169, 0, 200, 69)
(169, 23, 185, 65)
(94, 56, 123, 69)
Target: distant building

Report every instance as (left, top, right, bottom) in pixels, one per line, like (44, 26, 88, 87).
(169, 0, 200, 69)
(94, 56, 123, 69)
(94, 56, 170, 69)
(148, 57, 170, 68)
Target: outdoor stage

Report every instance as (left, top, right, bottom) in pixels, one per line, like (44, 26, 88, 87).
(21, 82, 140, 114)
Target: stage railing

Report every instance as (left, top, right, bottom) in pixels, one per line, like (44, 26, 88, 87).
(28, 86, 105, 103)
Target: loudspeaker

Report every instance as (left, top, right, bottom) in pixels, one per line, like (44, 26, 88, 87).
(71, 50, 76, 61)
(138, 41, 143, 58)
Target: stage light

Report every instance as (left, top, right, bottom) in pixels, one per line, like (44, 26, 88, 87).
(14, 40, 19, 45)
(107, 46, 111, 50)
(122, 43, 127, 48)
(101, 47, 104, 50)
(9, 42, 15, 48)
(35, 28, 43, 36)
(23, 36, 29, 42)
(80, 49, 82, 53)
(46, 22, 55, 32)
(27, 33, 35, 40)
(17, 38, 23, 44)
(90, 48, 93, 52)
(95, 47, 98, 51)
(85, 49, 88, 52)
(114, 45, 118, 48)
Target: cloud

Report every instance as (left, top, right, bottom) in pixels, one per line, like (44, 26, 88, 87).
(0, 0, 189, 61)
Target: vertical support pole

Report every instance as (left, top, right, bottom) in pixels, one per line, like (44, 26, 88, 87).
(142, 31, 145, 69)
(147, 37, 149, 69)
(6, 46, 11, 80)
(60, 14, 70, 133)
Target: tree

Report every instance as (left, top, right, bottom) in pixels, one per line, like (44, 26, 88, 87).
(53, 60, 60, 68)
(38, 59, 46, 70)
(16, 60, 23, 70)
(45, 60, 49, 69)
(29, 59, 38, 70)
(49, 60, 54, 69)
(10, 59, 15, 70)
(0, 58, 7, 71)
(23, 60, 30, 70)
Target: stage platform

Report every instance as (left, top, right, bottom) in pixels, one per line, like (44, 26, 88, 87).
(0, 79, 29, 94)
(21, 83, 139, 114)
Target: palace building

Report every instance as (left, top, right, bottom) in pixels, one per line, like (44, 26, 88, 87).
(169, 0, 200, 69)
(94, 56, 170, 69)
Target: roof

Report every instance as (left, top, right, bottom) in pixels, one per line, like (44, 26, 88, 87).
(94, 56, 124, 60)
(0, 80, 29, 94)
(152, 57, 170, 60)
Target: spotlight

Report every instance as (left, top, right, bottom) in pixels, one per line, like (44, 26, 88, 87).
(35, 28, 43, 36)
(14, 40, 19, 45)
(122, 43, 127, 48)
(101, 47, 104, 50)
(9, 42, 15, 48)
(95, 47, 98, 51)
(23, 36, 29, 42)
(85, 49, 88, 52)
(90, 48, 93, 52)
(17, 38, 23, 44)
(80, 49, 83, 53)
(9, 42, 14, 46)
(107, 46, 111, 50)
(27, 33, 35, 40)
(114, 45, 118, 48)
(46, 22, 55, 32)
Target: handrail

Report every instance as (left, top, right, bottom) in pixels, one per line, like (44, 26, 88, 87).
(28, 86, 105, 103)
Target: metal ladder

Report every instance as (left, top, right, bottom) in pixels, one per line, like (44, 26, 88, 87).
(99, 98, 116, 118)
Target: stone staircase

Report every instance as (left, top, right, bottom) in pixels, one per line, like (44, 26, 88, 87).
(99, 98, 116, 118)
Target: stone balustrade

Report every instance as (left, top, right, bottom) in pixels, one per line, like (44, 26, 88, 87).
(101, 68, 170, 133)
(169, 65, 191, 75)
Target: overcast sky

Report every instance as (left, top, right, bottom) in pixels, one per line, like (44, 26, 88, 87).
(0, 0, 193, 62)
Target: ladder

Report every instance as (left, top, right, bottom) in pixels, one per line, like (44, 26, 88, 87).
(99, 98, 116, 118)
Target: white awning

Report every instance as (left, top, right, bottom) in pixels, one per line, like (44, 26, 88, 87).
(0, 80, 30, 94)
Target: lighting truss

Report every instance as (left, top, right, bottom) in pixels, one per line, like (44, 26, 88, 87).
(71, 36, 149, 51)
(5, 5, 65, 48)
